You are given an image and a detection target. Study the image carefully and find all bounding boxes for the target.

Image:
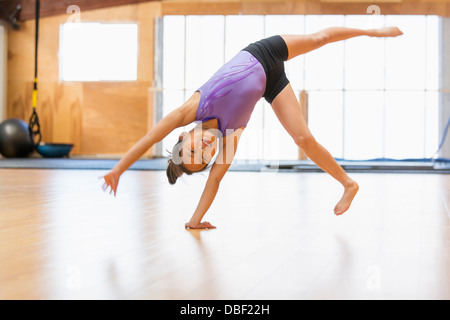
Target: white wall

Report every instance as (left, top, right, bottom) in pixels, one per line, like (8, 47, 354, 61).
(440, 18, 450, 159)
(0, 24, 7, 123)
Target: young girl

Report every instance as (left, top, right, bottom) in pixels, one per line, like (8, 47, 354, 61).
(102, 26, 403, 229)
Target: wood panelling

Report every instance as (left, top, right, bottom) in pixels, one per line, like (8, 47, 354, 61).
(161, 0, 242, 15)
(2, 0, 159, 21)
(81, 82, 151, 155)
(5, 0, 450, 21)
(7, 2, 161, 156)
(160, 0, 450, 16)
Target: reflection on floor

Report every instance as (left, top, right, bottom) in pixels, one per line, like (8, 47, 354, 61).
(0, 169, 449, 299)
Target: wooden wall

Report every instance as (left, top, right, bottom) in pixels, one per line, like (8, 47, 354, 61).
(2, 0, 159, 21)
(161, 0, 450, 16)
(0, 24, 7, 122)
(6, 0, 450, 157)
(6, 0, 450, 20)
(7, 2, 161, 156)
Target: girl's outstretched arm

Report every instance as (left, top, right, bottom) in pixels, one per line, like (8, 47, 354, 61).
(102, 94, 198, 196)
(185, 128, 243, 229)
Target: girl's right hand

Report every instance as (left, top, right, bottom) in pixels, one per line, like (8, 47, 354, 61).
(185, 221, 216, 229)
(101, 170, 120, 197)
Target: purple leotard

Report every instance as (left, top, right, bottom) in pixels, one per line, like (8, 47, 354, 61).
(195, 51, 266, 137)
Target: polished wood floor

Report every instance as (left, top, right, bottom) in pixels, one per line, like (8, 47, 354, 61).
(0, 168, 449, 300)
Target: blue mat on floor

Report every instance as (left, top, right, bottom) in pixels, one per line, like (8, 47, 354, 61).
(1, 157, 450, 173)
(0, 157, 164, 170)
(0, 157, 267, 171)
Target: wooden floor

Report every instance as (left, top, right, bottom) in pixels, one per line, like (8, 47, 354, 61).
(0, 168, 449, 300)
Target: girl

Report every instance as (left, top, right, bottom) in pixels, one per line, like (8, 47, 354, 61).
(102, 26, 403, 229)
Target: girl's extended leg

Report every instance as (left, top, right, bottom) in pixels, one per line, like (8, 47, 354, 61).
(271, 84, 359, 215)
(281, 26, 403, 60)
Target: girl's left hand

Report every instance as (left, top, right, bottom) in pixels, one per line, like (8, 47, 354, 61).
(185, 221, 216, 229)
(101, 170, 120, 197)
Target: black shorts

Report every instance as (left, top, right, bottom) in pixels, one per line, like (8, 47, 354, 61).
(242, 35, 290, 104)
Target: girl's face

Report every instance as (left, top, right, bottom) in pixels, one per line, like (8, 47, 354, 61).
(180, 128, 218, 172)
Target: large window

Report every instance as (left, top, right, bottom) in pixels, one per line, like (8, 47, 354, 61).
(59, 23, 138, 82)
(160, 15, 439, 161)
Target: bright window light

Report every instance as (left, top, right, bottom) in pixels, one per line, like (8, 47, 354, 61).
(59, 23, 138, 82)
(161, 15, 440, 161)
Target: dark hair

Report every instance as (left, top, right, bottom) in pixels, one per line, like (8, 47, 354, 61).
(166, 138, 211, 185)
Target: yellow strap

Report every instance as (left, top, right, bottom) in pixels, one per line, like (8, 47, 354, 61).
(32, 90, 37, 108)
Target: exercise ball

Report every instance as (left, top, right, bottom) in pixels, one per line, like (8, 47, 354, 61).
(0, 119, 35, 158)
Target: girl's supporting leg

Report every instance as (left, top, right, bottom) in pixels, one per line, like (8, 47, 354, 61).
(270, 27, 402, 213)
(271, 84, 359, 215)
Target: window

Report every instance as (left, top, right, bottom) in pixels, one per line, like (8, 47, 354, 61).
(59, 23, 138, 82)
(160, 15, 440, 161)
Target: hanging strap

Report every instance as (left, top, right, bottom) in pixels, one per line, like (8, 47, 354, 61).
(33, 0, 39, 106)
(29, 0, 41, 146)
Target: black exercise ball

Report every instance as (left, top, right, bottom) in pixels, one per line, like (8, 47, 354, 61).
(0, 118, 35, 158)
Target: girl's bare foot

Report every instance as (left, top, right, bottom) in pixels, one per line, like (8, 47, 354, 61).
(334, 180, 359, 216)
(372, 27, 403, 38)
